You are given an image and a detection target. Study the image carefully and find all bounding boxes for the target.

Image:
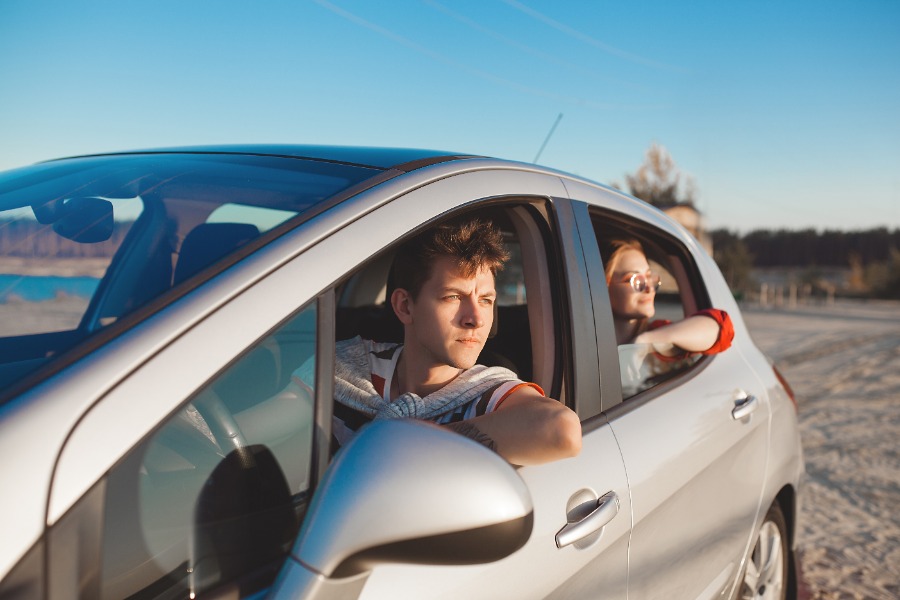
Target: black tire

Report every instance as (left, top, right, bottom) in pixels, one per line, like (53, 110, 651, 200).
(737, 503, 789, 600)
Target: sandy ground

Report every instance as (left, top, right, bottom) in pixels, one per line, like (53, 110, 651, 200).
(742, 300, 900, 600)
(0, 296, 88, 337)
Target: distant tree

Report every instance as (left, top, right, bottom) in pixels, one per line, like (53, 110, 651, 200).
(865, 248, 900, 299)
(711, 229, 754, 296)
(742, 227, 900, 268)
(847, 252, 866, 292)
(621, 143, 695, 209)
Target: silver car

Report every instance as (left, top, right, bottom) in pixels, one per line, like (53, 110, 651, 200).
(0, 146, 803, 599)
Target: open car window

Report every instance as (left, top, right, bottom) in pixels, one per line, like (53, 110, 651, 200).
(334, 201, 565, 412)
(590, 210, 710, 399)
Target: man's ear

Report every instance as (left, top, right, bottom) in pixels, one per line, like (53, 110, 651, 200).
(391, 288, 414, 325)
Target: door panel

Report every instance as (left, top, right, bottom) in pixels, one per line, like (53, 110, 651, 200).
(562, 187, 770, 599)
(358, 421, 630, 600)
(607, 349, 768, 599)
(348, 176, 630, 599)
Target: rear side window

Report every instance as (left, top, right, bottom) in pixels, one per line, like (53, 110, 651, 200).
(590, 211, 712, 398)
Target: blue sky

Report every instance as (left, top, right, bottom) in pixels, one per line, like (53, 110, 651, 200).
(2, 0, 898, 233)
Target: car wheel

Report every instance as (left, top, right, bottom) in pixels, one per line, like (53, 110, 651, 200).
(738, 503, 788, 600)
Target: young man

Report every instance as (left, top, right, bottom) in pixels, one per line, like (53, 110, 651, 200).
(322, 216, 581, 466)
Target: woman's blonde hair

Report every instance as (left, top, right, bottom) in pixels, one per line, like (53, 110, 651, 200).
(602, 238, 653, 338)
(603, 239, 646, 284)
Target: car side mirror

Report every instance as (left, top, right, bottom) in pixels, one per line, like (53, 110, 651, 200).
(50, 197, 114, 243)
(191, 444, 297, 596)
(272, 419, 533, 598)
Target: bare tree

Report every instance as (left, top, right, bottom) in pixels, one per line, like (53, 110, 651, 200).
(623, 143, 695, 208)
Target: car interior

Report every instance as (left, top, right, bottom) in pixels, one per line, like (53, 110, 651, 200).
(0, 194, 274, 393)
(98, 303, 316, 599)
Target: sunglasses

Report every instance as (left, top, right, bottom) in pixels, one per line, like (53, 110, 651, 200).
(615, 270, 662, 293)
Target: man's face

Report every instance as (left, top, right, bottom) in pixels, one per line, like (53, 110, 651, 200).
(403, 255, 496, 370)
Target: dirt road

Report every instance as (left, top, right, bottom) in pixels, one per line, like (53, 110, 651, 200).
(743, 300, 900, 600)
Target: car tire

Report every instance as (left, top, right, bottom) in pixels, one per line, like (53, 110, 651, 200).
(737, 503, 789, 600)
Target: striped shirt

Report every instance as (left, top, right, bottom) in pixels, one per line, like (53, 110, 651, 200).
(330, 338, 541, 447)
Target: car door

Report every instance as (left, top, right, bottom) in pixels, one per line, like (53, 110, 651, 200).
(317, 166, 632, 600)
(567, 186, 770, 599)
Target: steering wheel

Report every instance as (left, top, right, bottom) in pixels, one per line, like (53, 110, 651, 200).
(192, 391, 254, 462)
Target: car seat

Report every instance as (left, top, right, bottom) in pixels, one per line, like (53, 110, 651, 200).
(174, 222, 260, 285)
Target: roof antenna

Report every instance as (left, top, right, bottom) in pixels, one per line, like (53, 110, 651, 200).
(533, 113, 563, 163)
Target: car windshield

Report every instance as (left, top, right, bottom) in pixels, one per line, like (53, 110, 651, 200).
(0, 152, 381, 398)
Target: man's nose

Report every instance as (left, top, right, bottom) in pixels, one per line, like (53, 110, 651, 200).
(459, 297, 485, 329)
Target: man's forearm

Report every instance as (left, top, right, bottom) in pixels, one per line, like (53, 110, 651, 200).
(445, 394, 582, 466)
(446, 421, 497, 452)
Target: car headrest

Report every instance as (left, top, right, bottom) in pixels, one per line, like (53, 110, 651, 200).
(174, 222, 260, 285)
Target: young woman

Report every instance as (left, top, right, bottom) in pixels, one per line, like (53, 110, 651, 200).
(603, 239, 733, 359)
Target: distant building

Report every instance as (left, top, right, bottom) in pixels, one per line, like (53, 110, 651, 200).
(663, 203, 712, 255)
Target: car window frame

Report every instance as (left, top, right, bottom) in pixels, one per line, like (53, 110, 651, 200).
(579, 203, 718, 415)
(328, 196, 571, 408)
(566, 200, 621, 416)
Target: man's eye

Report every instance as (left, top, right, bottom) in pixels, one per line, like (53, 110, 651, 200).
(480, 298, 495, 305)
(444, 295, 460, 301)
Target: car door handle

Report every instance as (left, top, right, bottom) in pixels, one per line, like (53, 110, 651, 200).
(555, 491, 619, 548)
(732, 393, 759, 420)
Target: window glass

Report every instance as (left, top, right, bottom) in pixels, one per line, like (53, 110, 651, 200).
(0, 199, 137, 337)
(591, 214, 705, 398)
(95, 302, 317, 599)
(0, 153, 379, 400)
(207, 203, 296, 232)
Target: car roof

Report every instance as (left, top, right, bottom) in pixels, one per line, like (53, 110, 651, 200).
(50, 144, 482, 171)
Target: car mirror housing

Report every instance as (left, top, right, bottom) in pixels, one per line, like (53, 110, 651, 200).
(291, 419, 533, 580)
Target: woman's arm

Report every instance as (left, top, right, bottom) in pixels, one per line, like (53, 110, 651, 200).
(634, 312, 724, 356)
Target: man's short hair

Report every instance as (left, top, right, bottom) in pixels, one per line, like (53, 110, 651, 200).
(390, 216, 510, 299)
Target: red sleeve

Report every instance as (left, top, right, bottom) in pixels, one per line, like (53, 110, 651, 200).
(694, 308, 734, 355)
(646, 309, 733, 361)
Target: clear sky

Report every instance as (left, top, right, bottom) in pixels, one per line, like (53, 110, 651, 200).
(2, 0, 898, 233)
